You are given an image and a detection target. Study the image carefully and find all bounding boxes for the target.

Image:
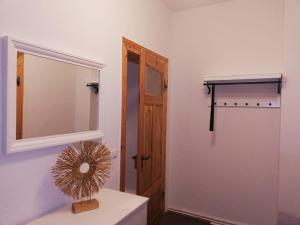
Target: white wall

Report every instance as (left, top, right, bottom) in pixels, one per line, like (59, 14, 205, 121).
(167, 0, 283, 225)
(0, 1, 171, 225)
(279, 0, 300, 224)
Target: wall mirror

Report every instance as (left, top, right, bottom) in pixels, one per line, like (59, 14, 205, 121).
(3, 36, 105, 154)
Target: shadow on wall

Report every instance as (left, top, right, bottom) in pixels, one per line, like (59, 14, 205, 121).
(195, 0, 235, 7)
(279, 212, 300, 225)
(0, 145, 65, 165)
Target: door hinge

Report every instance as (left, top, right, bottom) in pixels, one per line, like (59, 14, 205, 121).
(161, 191, 165, 199)
(164, 80, 168, 90)
(17, 76, 21, 86)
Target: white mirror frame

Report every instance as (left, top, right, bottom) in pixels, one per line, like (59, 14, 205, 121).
(3, 36, 105, 154)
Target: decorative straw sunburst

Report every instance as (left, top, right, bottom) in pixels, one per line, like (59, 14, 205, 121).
(52, 141, 112, 201)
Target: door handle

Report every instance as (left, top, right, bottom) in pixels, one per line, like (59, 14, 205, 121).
(163, 80, 168, 90)
(141, 155, 151, 169)
(17, 76, 21, 86)
(132, 155, 138, 169)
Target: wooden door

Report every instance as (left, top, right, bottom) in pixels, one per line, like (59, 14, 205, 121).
(16, 52, 24, 140)
(138, 49, 168, 225)
(121, 38, 168, 225)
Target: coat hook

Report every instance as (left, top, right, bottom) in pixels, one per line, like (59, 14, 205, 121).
(206, 84, 211, 94)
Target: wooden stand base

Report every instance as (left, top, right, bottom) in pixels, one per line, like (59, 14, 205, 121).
(72, 199, 99, 214)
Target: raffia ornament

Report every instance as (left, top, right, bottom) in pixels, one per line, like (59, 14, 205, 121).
(52, 141, 112, 213)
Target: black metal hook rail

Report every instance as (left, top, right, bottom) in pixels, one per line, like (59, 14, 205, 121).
(86, 83, 99, 94)
(204, 77, 282, 132)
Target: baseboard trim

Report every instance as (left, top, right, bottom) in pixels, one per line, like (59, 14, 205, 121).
(167, 208, 250, 225)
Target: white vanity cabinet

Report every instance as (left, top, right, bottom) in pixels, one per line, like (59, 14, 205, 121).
(26, 189, 148, 225)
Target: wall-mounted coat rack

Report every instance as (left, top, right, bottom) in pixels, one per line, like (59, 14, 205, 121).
(203, 74, 282, 132)
(87, 82, 99, 94)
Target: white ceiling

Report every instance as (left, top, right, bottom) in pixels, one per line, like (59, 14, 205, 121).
(161, 0, 233, 11)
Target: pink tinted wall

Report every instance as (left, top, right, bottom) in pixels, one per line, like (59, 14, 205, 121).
(0, 0, 171, 224)
(167, 0, 283, 224)
(279, 0, 300, 224)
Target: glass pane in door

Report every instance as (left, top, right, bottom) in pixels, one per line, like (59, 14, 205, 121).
(145, 66, 162, 96)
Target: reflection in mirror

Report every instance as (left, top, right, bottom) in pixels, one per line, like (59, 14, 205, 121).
(16, 52, 99, 140)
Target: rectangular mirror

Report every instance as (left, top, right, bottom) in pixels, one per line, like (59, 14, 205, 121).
(3, 36, 105, 153)
(17, 53, 99, 140)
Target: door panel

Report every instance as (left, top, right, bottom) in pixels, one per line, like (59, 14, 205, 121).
(140, 105, 162, 195)
(138, 49, 168, 225)
(152, 105, 162, 182)
(140, 105, 153, 194)
(148, 181, 162, 224)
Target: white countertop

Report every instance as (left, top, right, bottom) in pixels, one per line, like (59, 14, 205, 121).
(26, 189, 149, 225)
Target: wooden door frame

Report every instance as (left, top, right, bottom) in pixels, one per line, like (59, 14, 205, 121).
(120, 37, 142, 191)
